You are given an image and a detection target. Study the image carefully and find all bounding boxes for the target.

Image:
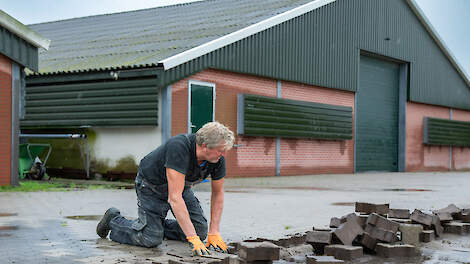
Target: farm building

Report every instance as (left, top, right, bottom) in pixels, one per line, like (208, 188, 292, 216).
(22, 0, 470, 178)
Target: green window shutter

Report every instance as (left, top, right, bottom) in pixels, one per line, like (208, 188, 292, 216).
(22, 78, 158, 128)
(237, 94, 352, 140)
(423, 117, 470, 146)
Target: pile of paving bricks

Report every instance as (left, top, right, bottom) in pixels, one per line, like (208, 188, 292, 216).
(218, 202, 470, 264)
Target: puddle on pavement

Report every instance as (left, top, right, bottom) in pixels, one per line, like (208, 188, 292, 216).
(0, 225, 19, 231)
(331, 202, 355, 206)
(0, 233, 12, 237)
(65, 215, 102, 221)
(382, 188, 433, 192)
(0, 213, 17, 217)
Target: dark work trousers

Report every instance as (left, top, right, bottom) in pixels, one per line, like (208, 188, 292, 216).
(108, 174, 208, 247)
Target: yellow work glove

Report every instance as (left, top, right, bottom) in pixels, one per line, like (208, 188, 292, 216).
(206, 233, 228, 253)
(187, 235, 211, 256)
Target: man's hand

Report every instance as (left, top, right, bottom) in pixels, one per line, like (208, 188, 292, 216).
(187, 235, 211, 256)
(206, 233, 228, 253)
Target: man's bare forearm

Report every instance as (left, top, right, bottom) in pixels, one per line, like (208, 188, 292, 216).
(168, 196, 197, 237)
(209, 190, 224, 234)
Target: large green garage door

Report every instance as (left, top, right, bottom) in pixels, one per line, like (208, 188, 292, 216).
(356, 56, 399, 172)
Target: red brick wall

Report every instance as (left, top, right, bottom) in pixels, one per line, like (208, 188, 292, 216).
(171, 69, 353, 177)
(0, 54, 12, 186)
(406, 102, 450, 171)
(279, 81, 355, 175)
(452, 109, 470, 171)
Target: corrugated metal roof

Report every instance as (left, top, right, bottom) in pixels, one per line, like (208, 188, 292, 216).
(29, 0, 313, 74)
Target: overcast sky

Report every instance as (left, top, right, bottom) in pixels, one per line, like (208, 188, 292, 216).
(1, 0, 468, 76)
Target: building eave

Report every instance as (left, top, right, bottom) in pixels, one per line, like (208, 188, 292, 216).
(158, 0, 335, 71)
(0, 10, 50, 50)
(406, 0, 470, 87)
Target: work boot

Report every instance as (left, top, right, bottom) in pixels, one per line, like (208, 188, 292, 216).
(96, 207, 120, 238)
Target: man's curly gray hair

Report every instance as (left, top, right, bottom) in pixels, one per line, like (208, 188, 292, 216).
(196, 121, 235, 150)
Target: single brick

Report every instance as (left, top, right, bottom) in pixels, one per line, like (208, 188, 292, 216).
(420, 230, 435, 243)
(274, 233, 306, 247)
(306, 230, 333, 244)
(411, 209, 433, 227)
(360, 232, 377, 250)
(238, 242, 280, 262)
(399, 224, 423, 246)
(306, 255, 344, 264)
(461, 213, 470, 223)
(341, 213, 362, 225)
(365, 224, 397, 243)
(435, 212, 453, 222)
(324, 245, 363, 261)
(388, 209, 410, 219)
(434, 204, 461, 216)
(333, 219, 364, 245)
(388, 218, 412, 225)
(443, 222, 466, 235)
(330, 217, 342, 228)
(355, 202, 389, 215)
(367, 213, 400, 233)
(375, 243, 418, 258)
(432, 215, 444, 237)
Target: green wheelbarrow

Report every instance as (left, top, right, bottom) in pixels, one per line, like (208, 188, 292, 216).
(18, 143, 52, 180)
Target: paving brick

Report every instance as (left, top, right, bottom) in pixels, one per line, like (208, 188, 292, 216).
(375, 243, 418, 258)
(460, 213, 470, 223)
(330, 217, 342, 228)
(274, 233, 306, 247)
(360, 232, 377, 250)
(355, 202, 389, 215)
(432, 215, 444, 237)
(238, 242, 280, 262)
(388, 218, 412, 224)
(222, 256, 240, 264)
(333, 219, 364, 245)
(341, 213, 361, 225)
(324, 245, 363, 261)
(388, 209, 410, 219)
(364, 224, 398, 243)
(411, 209, 433, 227)
(420, 230, 435, 243)
(399, 224, 423, 246)
(306, 230, 333, 244)
(434, 204, 461, 216)
(367, 213, 400, 233)
(435, 212, 453, 222)
(443, 222, 466, 235)
(306, 255, 344, 264)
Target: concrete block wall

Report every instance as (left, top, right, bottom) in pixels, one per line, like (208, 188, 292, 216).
(171, 69, 354, 177)
(0, 54, 12, 186)
(406, 102, 470, 172)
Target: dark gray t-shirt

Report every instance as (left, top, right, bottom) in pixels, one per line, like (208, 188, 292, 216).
(138, 134, 226, 185)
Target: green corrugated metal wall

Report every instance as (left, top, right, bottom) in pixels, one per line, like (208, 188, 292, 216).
(423, 117, 470, 147)
(238, 94, 352, 139)
(0, 26, 38, 71)
(160, 0, 470, 110)
(356, 56, 399, 172)
(21, 78, 159, 128)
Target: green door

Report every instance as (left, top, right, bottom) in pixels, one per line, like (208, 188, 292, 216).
(189, 82, 214, 133)
(356, 56, 399, 172)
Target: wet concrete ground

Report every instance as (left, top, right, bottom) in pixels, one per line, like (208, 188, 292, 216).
(1, 171, 470, 263)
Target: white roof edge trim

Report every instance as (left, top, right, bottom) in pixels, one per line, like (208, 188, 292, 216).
(0, 10, 50, 50)
(159, 0, 336, 70)
(406, 0, 470, 87)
